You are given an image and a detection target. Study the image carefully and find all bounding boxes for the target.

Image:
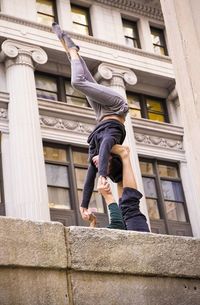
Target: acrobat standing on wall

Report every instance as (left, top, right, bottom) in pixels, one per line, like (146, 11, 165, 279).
(52, 23, 129, 225)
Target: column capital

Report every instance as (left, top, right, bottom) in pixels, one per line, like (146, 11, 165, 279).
(95, 63, 137, 87)
(1, 39, 48, 68)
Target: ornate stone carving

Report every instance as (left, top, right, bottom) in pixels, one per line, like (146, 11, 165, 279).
(40, 116, 94, 134)
(1, 40, 48, 68)
(95, 0, 163, 21)
(135, 132, 183, 151)
(96, 63, 137, 87)
(0, 108, 8, 119)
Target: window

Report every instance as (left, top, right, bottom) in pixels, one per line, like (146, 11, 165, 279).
(36, 0, 57, 26)
(35, 73, 58, 101)
(150, 27, 168, 56)
(43, 144, 107, 226)
(140, 159, 192, 236)
(127, 93, 169, 123)
(71, 4, 92, 35)
(123, 20, 140, 48)
(35, 73, 88, 106)
(65, 80, 88, 107)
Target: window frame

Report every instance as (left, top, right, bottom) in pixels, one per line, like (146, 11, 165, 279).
(43, 143, 108, 226)
(36, 0, 58, 25)
(127, 92, 170, 123)
(140, 158, 191, 235)
(150, 26, 168, 56)
(122, 19, 141, 49)
(71, 3, 93, 36)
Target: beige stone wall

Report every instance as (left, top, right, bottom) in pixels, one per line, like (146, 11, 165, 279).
(0, 217, 200, 305)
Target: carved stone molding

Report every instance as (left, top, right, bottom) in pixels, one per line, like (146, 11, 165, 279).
(95, 0, 163, 21)
(0, 14, 171, 63)
(1, 39, 48, 69)
(0, 108, 8, 119)
(95, 63, 137, 88)
(135, 132, 183, 151)
(40, 116, 94, 135)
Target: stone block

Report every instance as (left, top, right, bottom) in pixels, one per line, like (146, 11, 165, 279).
(70, 271, 200, 305)
(66, 226, 200, 278)
(0, 217, 67, 268)
(0, 268, 69, 305)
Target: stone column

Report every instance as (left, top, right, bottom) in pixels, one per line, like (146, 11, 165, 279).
(1, 39, 50, 221)
(160, 0, 200, 237)
(95, 63, 150, 222)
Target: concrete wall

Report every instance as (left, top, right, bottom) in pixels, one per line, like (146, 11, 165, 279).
(0, 216, 200, 305)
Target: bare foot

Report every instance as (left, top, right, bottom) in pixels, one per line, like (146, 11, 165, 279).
(111, 144, 130, 158)
(89, 213, 97, 228)
(80, 207, 97, 227)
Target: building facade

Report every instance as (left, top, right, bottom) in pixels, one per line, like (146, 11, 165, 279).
(0, 0, 199, 236)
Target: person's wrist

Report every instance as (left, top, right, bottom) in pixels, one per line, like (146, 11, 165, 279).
(104, 195, 115, 205)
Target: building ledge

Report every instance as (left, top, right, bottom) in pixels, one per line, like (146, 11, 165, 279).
(0, 217, 200, 304)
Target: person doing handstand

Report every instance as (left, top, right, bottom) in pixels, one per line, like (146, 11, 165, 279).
(94, 144, 150, 232)
(52, 23, 129, 225)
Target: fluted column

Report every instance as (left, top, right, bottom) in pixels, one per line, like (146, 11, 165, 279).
(1, 39, 50, 221)
(96, 63, 150, 222)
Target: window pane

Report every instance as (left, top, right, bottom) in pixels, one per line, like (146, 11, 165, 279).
(151, 29, 165, 46)
(72, 6, 88, 25)
(142, 177, 157, 198)
(36, 0, 54, 15)
(129, 108, 141, 118)
(72, 23, 89, 35)
(153, 45, 166, 56)
(140, 162, 154, 175)
(73, 151, 88, 165)
(161, 181, 184, 202)
(65, 81, 85, 98)
(146, 198, 160, 220)
(127, 94, 141, 109)
(48, 186, 70, 209)
(66, 96, 88, 107)
(44, 147, 67, 162)
(75, 168, 86, 188)
(148, 112, 165, 122)
(78, 190, 104, 213)
(36, 75, 57, 92)
(146, 99, 163, 112)
(165, 201, 186, 222)
(36, 89, 57, 101)
(46, 164, 69, 187)
(37, 14, 54, 26)
(158, 164, 178, 178)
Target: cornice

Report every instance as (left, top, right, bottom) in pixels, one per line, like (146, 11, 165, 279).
(95, 0, 163, 21)
(0, 14, 171, 63)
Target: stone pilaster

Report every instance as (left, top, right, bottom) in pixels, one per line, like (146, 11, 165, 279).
(1, 39, 50, 221)
(96, 63, 150, 222)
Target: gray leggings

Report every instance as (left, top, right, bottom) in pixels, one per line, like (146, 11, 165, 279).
(71, 56, 127, 120)
(70, 57, 127, 209)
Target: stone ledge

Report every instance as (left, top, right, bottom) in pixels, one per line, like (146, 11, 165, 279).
(0, 217, 67, 269)
(66, 226, 200, 278)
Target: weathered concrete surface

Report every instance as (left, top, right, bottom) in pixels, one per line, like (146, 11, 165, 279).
(1, 218, 200, 305)
(0, 216, 67, 268)
(70, 272, 200, 305)
(66, 226, 200, 278)
(0, 268, 69, 305)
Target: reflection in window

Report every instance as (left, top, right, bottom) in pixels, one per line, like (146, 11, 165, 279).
(45, 164, 70, 210)
(65, 80, 88, 107)
(140, 159, 187, 223)
(127, 92, 168, 123)
(123, 20, 140, 48)
(35, 73, 58, 101)
(127, 94, 141, 118)
(71, 5, 92, 35)
(36, 0, 56, 26)
(150, 27, 168, 56)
